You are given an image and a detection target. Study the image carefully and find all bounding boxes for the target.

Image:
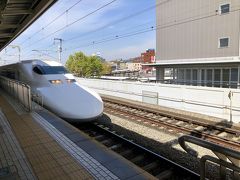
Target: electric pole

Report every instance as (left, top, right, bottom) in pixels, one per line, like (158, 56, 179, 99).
(8, 45, 21, 62)
(54, 38, 63, 63)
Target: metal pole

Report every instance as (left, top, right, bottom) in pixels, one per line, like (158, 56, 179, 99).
(228, 90, 233, 123)
(9, 45, 21, 62)
(54, 38, 63, 63)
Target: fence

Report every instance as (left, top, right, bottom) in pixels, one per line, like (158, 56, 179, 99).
(179, 135, 240, 180)
(76, 78, 240, 123)
(0, 76, 32, 111)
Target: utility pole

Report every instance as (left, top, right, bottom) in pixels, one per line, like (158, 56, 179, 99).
(228, 90, 233, 123)
(8, 45, 21, 62)
(54, 38, 63, 63)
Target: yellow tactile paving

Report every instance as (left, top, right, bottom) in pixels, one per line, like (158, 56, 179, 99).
(0, 95, 93, 180)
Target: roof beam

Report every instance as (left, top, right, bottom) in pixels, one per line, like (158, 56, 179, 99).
(0, 0, 7, 10)
(0, 24, 18, 29)
(0, 39, 8, 42)
(1, 9, 34, 16)
(0, 0, 57, 51)
(1, 33, 13, 37)
(6, 0, 30, 3)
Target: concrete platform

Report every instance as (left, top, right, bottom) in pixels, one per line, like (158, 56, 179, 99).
(0, 92, 156, 180)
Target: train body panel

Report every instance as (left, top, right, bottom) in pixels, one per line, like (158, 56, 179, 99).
(0, 59, 103, 122)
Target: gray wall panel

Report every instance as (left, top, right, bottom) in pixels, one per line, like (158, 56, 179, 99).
(156, 0, 240, 60)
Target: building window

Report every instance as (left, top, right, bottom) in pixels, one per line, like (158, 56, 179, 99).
(201, 69, 206, 86)
(206, 69, 213, 87)
(220, 4, 230, 14)
(177, 69, 184, 84)
(222, 69, 230, 88)
(230, 68, 238, 88)
(219, 38, 229, 48)
(186, 69, 191, 85)
(192, 69, 198, 86)
(214, 69, 221, 87)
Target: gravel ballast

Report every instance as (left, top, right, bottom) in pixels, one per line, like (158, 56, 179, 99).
(97, 113, 222, 180)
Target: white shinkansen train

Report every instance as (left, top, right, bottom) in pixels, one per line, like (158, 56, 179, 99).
(0, 60, 103, 122)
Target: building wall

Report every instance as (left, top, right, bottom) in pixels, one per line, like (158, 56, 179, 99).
(156, 0, 240, 60)
(77, 78, 240, 123)
(141, 49, 155, 63)
(126, 62, 142, 71)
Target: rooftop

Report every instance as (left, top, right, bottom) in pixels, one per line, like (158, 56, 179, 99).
(0, 0, 57, 51)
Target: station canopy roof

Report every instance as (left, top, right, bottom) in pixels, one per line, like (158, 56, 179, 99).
(0, 0, 57, 51)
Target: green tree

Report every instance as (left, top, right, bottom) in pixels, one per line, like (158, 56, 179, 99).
(101, 62, 112, 75)
(66, 52, 87, 76)
(65, 51, 105, 77)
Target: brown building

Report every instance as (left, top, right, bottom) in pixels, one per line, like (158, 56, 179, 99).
(129, 56, 142, 63)
(141, 49, 155, 73)
(141, 49, 155, 63)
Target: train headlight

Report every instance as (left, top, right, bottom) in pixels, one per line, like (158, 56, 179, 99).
(66, 79, 76, 83)
(49, 80, 62, 84)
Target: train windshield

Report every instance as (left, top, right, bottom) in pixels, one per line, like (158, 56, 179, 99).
(33, 65, 69, 75)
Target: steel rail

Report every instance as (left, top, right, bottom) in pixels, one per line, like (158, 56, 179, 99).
(77, 122, 199, 179)
(103, 98, 240, 151)
(103, 96, 240, 133)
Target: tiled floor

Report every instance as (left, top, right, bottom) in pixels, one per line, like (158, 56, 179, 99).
(0, 110, 35, 180)
(0, 95, 93, 180)
(0, 92, 156, 180)
(32, 112, 119, 180)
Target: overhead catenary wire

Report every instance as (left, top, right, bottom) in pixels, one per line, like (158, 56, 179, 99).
(58, 5, 240, 52)
(26, 3, 240, 52)
(3, 0, 83, 55)
(21, 0, 169, 57)
(63, 26, 156, 52)
(23, 5, 240, 59)
(21, 0, 118, 52)
(32, 51, 58, 60)
(20, 0, 84, 45)
(64, 0, 170, 42)
(22, 21, 155, 58)
(21, 3, 240, 60)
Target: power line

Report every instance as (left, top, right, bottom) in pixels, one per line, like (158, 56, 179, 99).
(22, 0, 166, 55)
(62, 5, 240, 52)
(39, 19, 155, 52)
(64, 0, 169, 42)
(21, 0, 118, 51)
(22, 21, 155, 58)
(31, 50, 58, 60)
(158, 6, 240, 30)
(29, 0, 237, 51)
(20, 0, 84, 45)
(63, 26, 156, 52)
(23, 3, 240, 60)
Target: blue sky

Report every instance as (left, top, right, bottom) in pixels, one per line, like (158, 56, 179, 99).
(1, 0, 156, 65)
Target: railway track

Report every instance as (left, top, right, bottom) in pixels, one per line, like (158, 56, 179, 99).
(77, 123, 199, 180)
(102, 97, 240, 151)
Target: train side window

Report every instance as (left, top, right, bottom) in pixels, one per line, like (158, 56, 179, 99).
(33, 66, 43, 75)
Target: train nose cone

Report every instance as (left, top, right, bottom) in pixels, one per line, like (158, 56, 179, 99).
(38, 83, 103, 120)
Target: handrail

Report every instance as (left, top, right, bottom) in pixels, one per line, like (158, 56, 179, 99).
(178, 135, 240, 159)
(0, 76, 32, 111)
(31, 93, 43, 109)
(178, 135, 240, 179)
(200, 155, 240, 180)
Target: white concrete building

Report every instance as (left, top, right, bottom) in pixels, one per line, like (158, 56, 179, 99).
(126, 62, 142, 71)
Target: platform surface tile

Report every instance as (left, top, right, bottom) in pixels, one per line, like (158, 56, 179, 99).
(0, 95, 94, 180)
(0, 93, 156, 180)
